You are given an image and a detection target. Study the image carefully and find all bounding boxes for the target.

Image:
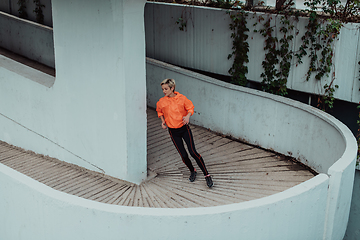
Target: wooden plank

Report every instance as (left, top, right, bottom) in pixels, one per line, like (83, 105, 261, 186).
(86, 182, 121, 201)
(57, 175, 105, 193)
(37, 167, 79, 183)
(48, 172, 88, 189)
(99, 185, 131, 204)
(74, 179, 114, 198)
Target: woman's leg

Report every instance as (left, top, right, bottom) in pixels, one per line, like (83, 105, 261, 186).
(183, 125, 210, 176)
(168, 127, 195, 172)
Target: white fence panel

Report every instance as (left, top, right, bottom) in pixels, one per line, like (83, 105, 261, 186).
(145, 2, 360, 103)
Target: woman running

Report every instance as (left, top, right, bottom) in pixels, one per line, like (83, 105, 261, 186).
(156, 78, 213, 188)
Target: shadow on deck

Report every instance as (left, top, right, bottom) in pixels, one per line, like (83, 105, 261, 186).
(0, 108, 315, 208)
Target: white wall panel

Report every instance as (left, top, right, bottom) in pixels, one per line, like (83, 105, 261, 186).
(145, 2, 360, 103)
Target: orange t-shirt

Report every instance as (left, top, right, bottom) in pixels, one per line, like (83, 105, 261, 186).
(156, 91, 195, 129)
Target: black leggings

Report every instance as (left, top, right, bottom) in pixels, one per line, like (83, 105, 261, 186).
(168, 125, 209, 176)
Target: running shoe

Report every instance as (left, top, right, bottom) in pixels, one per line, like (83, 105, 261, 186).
(205, 175, 213, 188)
(189, 170, 197, 182)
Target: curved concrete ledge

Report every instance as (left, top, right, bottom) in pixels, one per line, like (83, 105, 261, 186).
(0, 58, 356, 240)
(146, 58, 357, 240)
(0, 161, 329, 240)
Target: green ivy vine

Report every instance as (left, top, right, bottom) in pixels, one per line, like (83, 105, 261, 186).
(176, 17, 187, 31)
(228, 6, 344, 108)
(254, 14, 296, 96)
(17, 0, 45, 24)
(17, 0, 28, 19)
(227, 9, 249, 86)
(296, 12, 341, 110)
(33, 0, 45, 24)
(176, 6, 193, 32)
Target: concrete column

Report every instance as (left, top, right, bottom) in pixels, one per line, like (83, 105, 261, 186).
(51, 0, 147, 184)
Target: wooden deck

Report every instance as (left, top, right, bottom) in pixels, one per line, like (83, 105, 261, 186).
(0, 108, 316, 208)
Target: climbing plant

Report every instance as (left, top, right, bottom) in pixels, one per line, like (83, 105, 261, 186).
(33, 0, 45, 24)
(226, 1, 354, 107)
(176, 17, 187, 31)
(225, 0, 360, 108)
(256, 14, 296, 96)
(227, 8, 249, 86)
(176, 5, 194, 31)
(303, 0, 360, 23)
(17, 0, 28, 19)
(297, 0, 360, 110)
(212, 0, 235, 9)
(17, 0, 45, 24)
(296, 10, 342, 110)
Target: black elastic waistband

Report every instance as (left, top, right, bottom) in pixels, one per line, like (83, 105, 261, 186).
(168, 124, 189, 132)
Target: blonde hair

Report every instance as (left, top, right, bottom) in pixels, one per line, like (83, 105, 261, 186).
(161, 78, 176, 91)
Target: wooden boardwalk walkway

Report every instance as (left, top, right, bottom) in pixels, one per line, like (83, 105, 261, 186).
(0, 108, 316, 208)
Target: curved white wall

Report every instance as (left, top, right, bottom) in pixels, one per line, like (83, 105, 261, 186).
(0, 58, 356, 240)
(0, 158, 330, 240)
(146, 58, 357, 240)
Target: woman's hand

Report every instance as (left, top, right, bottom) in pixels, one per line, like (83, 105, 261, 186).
(160, 116, 167, 129)
(182, 115, 190, 125)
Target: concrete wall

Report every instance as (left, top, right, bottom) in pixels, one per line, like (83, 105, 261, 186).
(344, 169, 360, 240)
(0, 11, 54, 68)
(145, 2, 360, 104)
(0, 0, 147, 184)
(0, 162, 330, 240)
(0, 59, 356, 240)
(0, 0, 53, 27)
(3, 2, 359, 103)
(146, 58, 357, 240)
